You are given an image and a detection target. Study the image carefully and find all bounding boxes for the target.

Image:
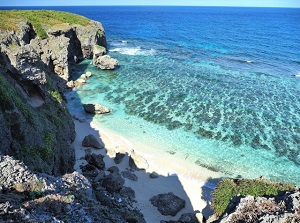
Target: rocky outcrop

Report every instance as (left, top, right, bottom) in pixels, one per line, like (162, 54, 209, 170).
(83, 103, 111, 114)
(0, 13, 108, 175)
(0, 155, 145, 223)
(94, 55, 119, 70)
(150, 192, 186, 216)
(114, 152, 126, 164)
(215, 191, 300, 223)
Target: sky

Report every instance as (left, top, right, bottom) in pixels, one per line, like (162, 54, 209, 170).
(0, 0, 299, 8)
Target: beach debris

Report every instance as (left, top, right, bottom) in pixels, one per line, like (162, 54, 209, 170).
(82, 134, 103, 149)
(114, 152, 126, 164)
(102, 173, 125, 193)
(83, 103, 110, 114)
(85, 153, 105, 170)
(121, 170, 138, 181)
(150, 192, 186, 216)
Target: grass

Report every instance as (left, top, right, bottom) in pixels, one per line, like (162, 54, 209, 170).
(0, 10, 91, 39)
(211, 178, 296, 217)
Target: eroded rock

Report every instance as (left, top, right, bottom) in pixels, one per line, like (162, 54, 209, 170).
(94, 55, 118, 70)
(83, 103, 110, 114)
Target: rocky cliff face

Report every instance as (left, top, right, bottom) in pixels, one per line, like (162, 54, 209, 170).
(0, 16, 107, 175)
(214, 191, 300, 223)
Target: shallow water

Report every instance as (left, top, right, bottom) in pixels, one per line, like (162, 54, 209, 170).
(63, 6, 300, 185)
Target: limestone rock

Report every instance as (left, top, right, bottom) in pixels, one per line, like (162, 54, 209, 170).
(82, 134, 103, 149)
(129, 150, 149, 170)
(75, 21, 107, 59)
(94, 55, 119, 70)
(93, 44, 106, 64)
(150, 192, 186, 216)
(120, 186, 136, 201)
(121, 170, 138, 181)
(83, 103, 110, 114)
(114, 152, 125, 164)
(102, 173, 125, 193)
(85, 153, 105, 170)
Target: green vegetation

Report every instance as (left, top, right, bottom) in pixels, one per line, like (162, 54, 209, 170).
(0, 74, 34, 124)
(0, 10, 91, 39)
(49, 89, 63, 103)
(212, 178, 296, 216)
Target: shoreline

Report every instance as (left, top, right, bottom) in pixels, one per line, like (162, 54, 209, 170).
(71, 116, 222, 221)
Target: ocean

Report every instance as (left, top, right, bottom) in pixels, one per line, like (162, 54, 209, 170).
(6, 6, 300, 185)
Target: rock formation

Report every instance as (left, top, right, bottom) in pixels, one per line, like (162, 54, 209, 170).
(83, 103, 111, 114)
(214, 191, 300, 223)
(150, 192, 186, 216)
(0, 12, 108, 175)
(82, 134, 103, 149)
(94, 55, 119, 70)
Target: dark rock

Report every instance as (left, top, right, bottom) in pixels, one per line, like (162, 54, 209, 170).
(83, 104, 110, 114)
(102, 173, 125, 193)
(150, 172, 159, 179)
(121, 170, 138, 181)
(82, 134, 103, 149)
(94, 55, 119, 70)
(85, 153, 105, 170)
(178, 213, 202, 223)
(150, 192, 186, 216)
(114, 152, 125, 164)
(107, 166, 119, 174)
(120, 186, 136, 201)
(129, 156, 138, 170)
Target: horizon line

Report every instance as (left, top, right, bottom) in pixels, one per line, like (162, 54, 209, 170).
(1, 5, 300, 8)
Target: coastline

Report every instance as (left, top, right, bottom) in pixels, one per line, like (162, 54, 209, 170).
(71, 116, 223, 221)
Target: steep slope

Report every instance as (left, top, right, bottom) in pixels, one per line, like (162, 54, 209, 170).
(0, 10, 107, 175)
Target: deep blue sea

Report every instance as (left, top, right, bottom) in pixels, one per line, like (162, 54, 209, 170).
(4, 6, 300, 184)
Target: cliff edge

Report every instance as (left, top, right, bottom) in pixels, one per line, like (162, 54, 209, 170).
(0, 10, 107, 175)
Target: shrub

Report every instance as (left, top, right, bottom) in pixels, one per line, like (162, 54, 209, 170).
(211, 178, 296, 216)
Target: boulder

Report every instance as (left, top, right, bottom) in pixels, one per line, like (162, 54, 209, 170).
(150, 172, 159, 179)
(83, 103, 110, 114)
(85, 153, 105, 170)
(150, 192, 186, 216)
(94, 55, 118, 70)
(93, 44, 106, 64)
(114, 152, 125, 164)
(102, 173, 125, 193)
(107, 166, 119, 174)
(121, 170, 138, 181)
(120, 186, 136, 201)
(129, 150, 149, 170)
(82, 134, 103, 149)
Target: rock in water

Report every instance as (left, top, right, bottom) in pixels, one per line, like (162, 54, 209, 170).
(83, 104, 110, 114)
(82, 134, 103, 149)
(150, 192, 186, 216)
(94, 55, 119, 70)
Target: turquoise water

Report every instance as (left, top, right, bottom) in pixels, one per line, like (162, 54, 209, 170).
(63, 6, 300, 185)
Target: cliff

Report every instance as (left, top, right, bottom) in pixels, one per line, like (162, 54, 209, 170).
(0, 10, 106, 175)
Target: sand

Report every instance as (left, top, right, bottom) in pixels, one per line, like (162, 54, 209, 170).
(73, 119, 222, 222)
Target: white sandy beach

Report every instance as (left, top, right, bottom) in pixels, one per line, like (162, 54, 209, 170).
(72, 119, 222, 222)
